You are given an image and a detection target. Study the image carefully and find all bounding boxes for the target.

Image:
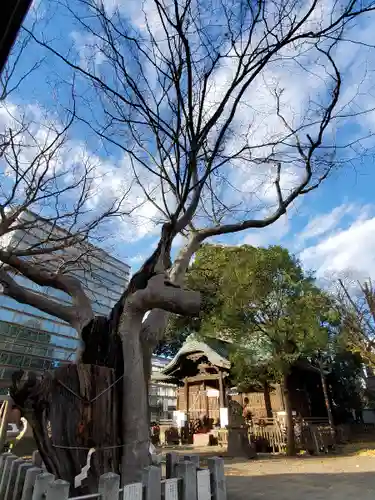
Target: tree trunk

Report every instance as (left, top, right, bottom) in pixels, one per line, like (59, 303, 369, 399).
(263, 382, 272, 418)
(282, 373, 296, 456)
(9, 226, 200, 491)
(10, 362, 121, 495)
(320, 369, 335, 441)
(119, 308, 150, 485)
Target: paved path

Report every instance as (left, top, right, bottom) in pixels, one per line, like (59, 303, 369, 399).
(225, 455, 375, 500)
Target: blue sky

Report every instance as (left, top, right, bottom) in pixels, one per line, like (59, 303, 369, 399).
(3, 0, 375, 286)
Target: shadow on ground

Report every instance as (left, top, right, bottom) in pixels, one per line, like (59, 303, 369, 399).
(227, 470, 375, 500)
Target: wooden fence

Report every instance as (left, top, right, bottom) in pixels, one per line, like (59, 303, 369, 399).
(216, 419, 338, 454)
(0, 451, 227, 500)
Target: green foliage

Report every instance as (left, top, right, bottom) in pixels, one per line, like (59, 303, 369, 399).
(161, 244, 334, 385)
(327, 350, 364, 419)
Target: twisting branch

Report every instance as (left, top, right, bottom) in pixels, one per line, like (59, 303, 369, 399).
(0, 268, 77, 326)
(0, 252, 93, 331)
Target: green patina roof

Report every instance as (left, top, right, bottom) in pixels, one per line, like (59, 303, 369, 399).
(151, 333, 319, 385)
(160, 333, 232, 377)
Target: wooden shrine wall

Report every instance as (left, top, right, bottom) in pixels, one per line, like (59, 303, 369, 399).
(177, 384, 285, 422)
(177, 384, 221, 422)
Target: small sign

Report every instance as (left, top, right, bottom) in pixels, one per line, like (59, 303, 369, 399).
(219, 407, 228, 428)
(173, 411, 186, 428)
(197, 470, 211, 500)
(207, 389, 219, 397)
(164, 478, 179, 500)
(123, 482, 143, 500)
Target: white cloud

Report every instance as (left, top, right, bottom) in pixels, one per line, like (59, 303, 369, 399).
(242, 213, 291, 248)
(297, 203, 356, 246)
(128, 252, 148, 270)
(47, 0, 375, 250)
(299, 207, 375, 280)
(71, 32, 107, 70)
(0, 99, 166, 246)
(95, 0, 343, 225)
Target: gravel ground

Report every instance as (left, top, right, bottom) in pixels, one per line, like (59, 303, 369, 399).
(225, 455, 375, 500)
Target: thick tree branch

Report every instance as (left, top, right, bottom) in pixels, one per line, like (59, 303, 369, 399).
(0, 269, 75, 326)
(0, 251, 93, 331)
(129, 273, 200, 316)
(140, 232, 202, 346)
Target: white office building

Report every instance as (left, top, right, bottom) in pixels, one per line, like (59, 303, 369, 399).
(150, 356, 177, 422)
(0, 211, 177, 420)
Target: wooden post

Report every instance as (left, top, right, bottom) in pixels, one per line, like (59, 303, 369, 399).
(20, 467, 43, 500)
(320, 368, 336, 441)
(31, 472, 55, 500)
(184, 378, 190, 419)
(218, 372, 225, 408)
(98, 473, 120, 500)
(263, 382, 272, 418)
(276, 383, 285, 411)
(204, 381, 209, 417)
(208, 457, 227, 500)
(45, 480, 70, 500)
(176, 461, 197, 500)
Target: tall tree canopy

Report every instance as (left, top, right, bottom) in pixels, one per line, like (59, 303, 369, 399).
(166, 244, 333, 453)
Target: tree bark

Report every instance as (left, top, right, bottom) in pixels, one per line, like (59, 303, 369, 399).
(10, 363, 120, 495)
(9, 226, 201, 490)
(320, 369, 335, 441)
(263, 382, 272, 418)
(119, 308, 150, 485)
(140, 233, 202, 348)
(282, 373, 296, 456)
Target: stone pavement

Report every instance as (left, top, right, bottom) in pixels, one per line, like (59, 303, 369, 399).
(225, 455, 375, 500)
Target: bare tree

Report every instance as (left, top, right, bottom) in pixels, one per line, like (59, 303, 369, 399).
(337, 278, 375, 366)
(5, 0, 375, 490)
